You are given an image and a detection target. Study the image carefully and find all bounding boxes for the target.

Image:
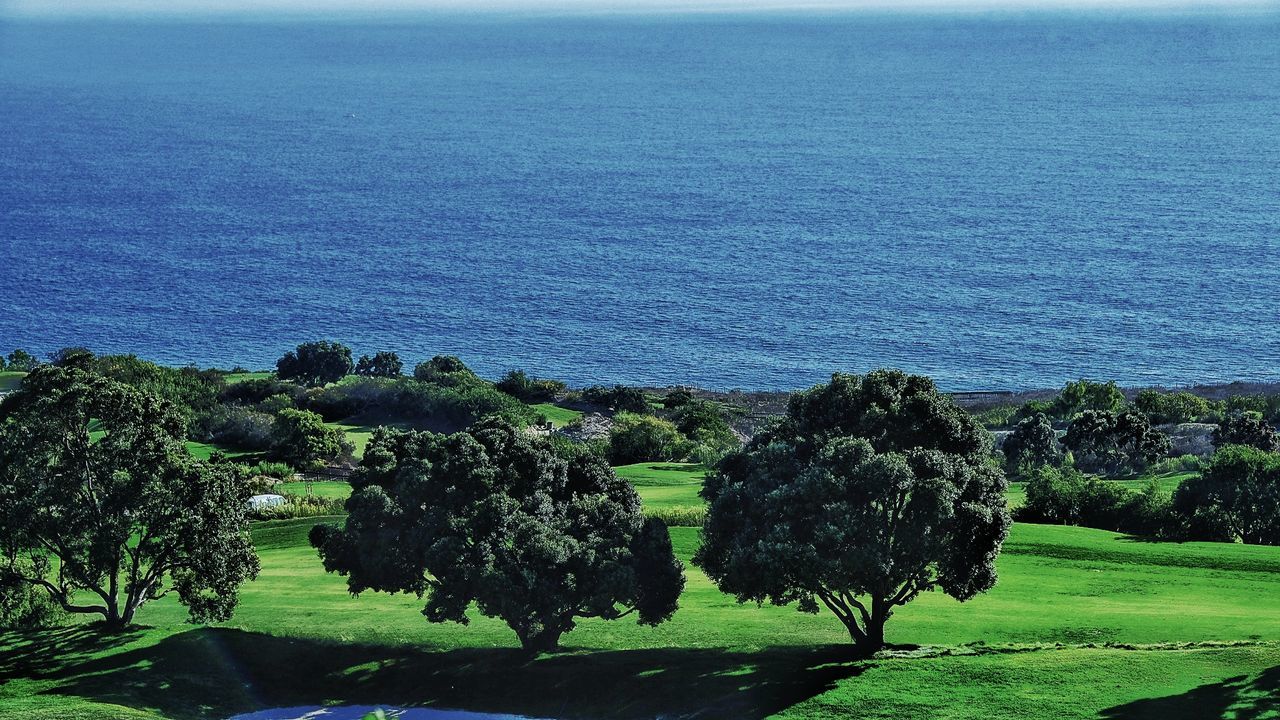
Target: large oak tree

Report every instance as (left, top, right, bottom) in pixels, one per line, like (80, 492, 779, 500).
(311, 418, 684, 652)
(0, 366, 259, 630)
(695, 370, 1010, 654)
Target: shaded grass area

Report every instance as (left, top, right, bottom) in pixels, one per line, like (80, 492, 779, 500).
(0, 371, 26, 392)
(531, 403, 583, 428)
(278, 481, 352, 500)
(7, 520, 1280, 718)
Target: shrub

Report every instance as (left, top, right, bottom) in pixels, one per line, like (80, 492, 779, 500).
(247, 495, 346, 521)
(270, 409, 353, 471)
(222, 377, 308, 407)
(971, 404, 1020, 429)
(646, 506, 705, 527)
(0, 575, 66, 629)
(608, 412, 688, 464)
(1174, 445, 1280, 544)
(246, 461, 296, 480)
(1016, 465, 1172, 535)
(412, 355, 479, 387)
(495, 369, 567, 403)
(582, 384, 651, 414)
(276, 341, 354, 387)
(1135, 389, 1211, 425)
(1148, 454, 1203, 475)
(1213, 414, 1280, 453)
(193, 405, 276, 450)
(662, 388, 695, 409)
(1052, 379, 1126, 421)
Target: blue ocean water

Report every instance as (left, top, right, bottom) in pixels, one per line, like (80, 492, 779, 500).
(1, 11, 1278, 390)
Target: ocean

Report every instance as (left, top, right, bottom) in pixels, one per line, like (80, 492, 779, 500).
(1, 10, 1278, 390)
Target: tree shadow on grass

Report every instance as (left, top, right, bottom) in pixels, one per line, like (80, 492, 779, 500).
(23, 628, 867, 719)
(0, 624, 145, 680)
(1100, 665, 1280, 720)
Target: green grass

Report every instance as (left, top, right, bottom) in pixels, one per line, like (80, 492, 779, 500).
(617, 462, 707, 521)
(223, 371, 273, 384)
(0, 371, 26, 393)
(5, 521, 1280, 719)
(278, 480, 353, 500)
(531, 402, 583, 428)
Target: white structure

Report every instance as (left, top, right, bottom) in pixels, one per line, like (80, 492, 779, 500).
(247, 494, 287, 511)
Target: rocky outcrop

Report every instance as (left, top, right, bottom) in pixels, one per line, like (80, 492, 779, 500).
(556, 412, 613, 442)
(1163, 423, 1216, 457)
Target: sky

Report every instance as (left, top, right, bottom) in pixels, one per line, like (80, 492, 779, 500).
(3, 0, 1277, 18)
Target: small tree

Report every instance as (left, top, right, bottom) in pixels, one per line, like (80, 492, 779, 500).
(1174, 445, 1280, 545)
(695, 370, 1010, 654)
(5, 349, 37, 372)
(1001, 412, 1062, 476)
(413, 355, 479, 387)
(0, 366, 259, 630)
(1052, 379, 1125, 421)
(1063, 409, 1171, 475)
(496, 370, 567, 403)
(354, 351, 403, 378)
(1213, 414, 1280, 453)
(1135, 390, 1211, 425)
(270, 409, 353, 470)
(311, 419, 685, 652)
(276, 341, 354, 387)
(582, 385, 651, 414)
(608, 412, 687, 465)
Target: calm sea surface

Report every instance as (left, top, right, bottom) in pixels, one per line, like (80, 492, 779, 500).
(1, 11, 1278, 390)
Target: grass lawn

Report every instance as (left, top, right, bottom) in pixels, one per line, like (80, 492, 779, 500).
(278, 480, 352, 500)
(5, 519, 1280, 719)
(0, 371, 26, 393)
(223, 371, 273, 384)
(531, 403, 583, 428)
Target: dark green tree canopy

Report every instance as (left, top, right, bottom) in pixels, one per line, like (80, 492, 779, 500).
(1174, 445, 1280, 545)
(354, 351, 404, 378)
(4, 349, 37, 372)
(695, 370, 1010, 653)
(412, 355, 479, 387)
(1135, 389, 1211, 425)
(581, 385, 651, 414)
(1063, 409, 1171, 475)
(1002, 412, 1063, 476)
(270, 409, 353, 471)
(1052, 379, 1125, 421)
(0, 366, 259, 630)
(1213, 414, 1280, 453)
(276, 341, 354, 387)
(311, 418, 684, 652)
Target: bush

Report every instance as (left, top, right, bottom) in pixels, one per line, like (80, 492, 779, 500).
(645, 506, 705, 527)
(582, 384, 651, 414)
(270, 409, 353, 471)
(246, 461, 296, 480)
(1213, 414, 1280, 453)
(1221, 394, 1280, 425)
(413, 355, 480, 387)
(1016, 465, 1174, 536)
(609, 412, 688, 464)
(0, 574, 66, 629)
(4, 348, 38, 372)
(1148, 454, 1202, 475)
(92, 354, 223, 423)
(495, 369, 567, 403)
(662, 388, 695, 409)
(1135, 389, 1212, 425)
(193, 405, 276, 450)
(971, 404, 1020, 429)
(1052, 379, 1126, 421)
(221, 377, 308, 407)
(672, 400, 740, 466)
(247, 495, 346, 521)
(1174, 445, 1280, 544)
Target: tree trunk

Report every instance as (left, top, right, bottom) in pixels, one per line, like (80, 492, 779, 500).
(518, 627, 565, 654)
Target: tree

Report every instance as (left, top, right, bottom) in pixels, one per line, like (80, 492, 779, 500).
(1052, 379, 1125, 421)
(276, 341, 354, 387)
(0, 366, 259, 630)
(310, 419, 684, 652)
(495, 370, 567, 403)
(662, 388, 694, 409)
(413, 355, 479, 387)
(608, 412, 687, 465)
(1174, 445, 1280, 545)
(4, 349, 37, 372)
(695, 370, 1010, 654)
(1213, 414, 1280, 453)
(672, 400, 740, 465)
(1001, 412, 1062, 476)
(354, 351, 403, 378)
(48, 346, 95, 369)
(582, 385, 651, 414)
(270, 409, 353, 470)
(1135, 389, 1211, 425)
(1063, 409, 1171, 475)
